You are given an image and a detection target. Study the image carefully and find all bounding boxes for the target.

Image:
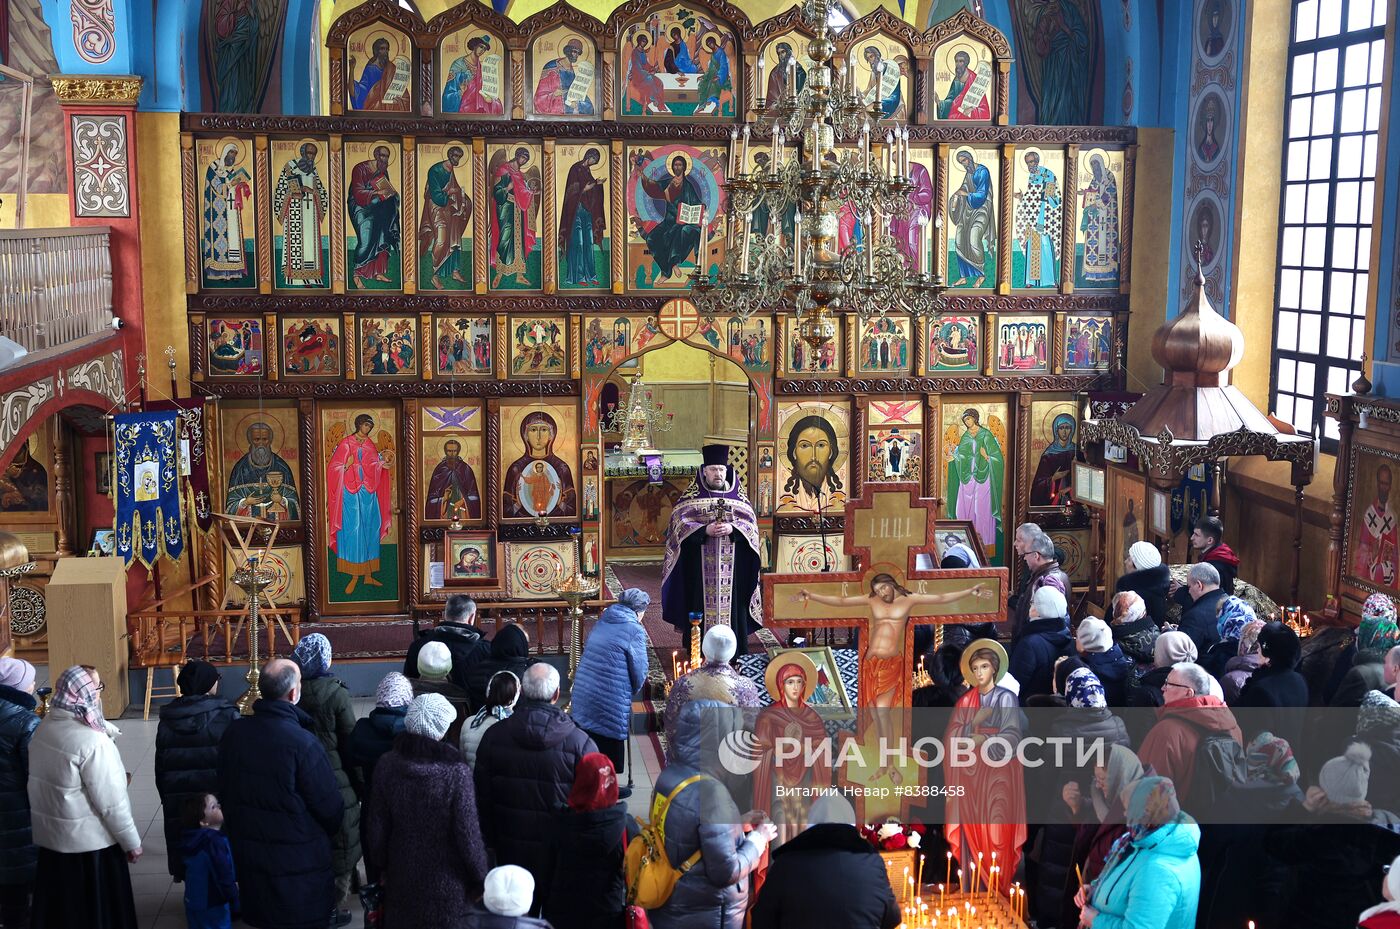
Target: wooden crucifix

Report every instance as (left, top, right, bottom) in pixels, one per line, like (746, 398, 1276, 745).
(763, 484, 1007, 817)
(762, 483, 1007, 714)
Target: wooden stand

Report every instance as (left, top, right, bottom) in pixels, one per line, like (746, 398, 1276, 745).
(46, 557, 129, 719)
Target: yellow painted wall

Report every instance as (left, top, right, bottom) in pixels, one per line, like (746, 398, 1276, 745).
(1125, 128, 1174, 392)
(136, 112, 192, 389)
(0, 194, 72, 230)
(1230, 0, 1288, 413)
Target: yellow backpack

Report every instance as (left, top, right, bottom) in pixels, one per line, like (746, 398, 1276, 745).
(624, 774, 706, 909)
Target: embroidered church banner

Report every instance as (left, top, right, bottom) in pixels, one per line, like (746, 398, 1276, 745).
(114, 411, 185, 568)
(148, 399, 214, 532)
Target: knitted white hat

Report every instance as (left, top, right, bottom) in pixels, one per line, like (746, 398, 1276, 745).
(1128, 540, 1163, 570)
(1318, 742, 1372, 806)
(1030, 586, 1068, 621)
(417, 641, 452, 679)
(484, 865, 535, 917)
(404, 693, 455, 741)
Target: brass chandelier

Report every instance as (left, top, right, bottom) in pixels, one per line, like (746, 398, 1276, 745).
(688, 0, 946, 357)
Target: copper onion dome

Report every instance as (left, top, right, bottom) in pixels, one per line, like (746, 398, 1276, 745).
(1119, 244, 1280, 442)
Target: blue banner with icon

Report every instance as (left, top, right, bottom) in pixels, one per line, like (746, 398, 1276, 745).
(1170, 466, 1210, 537)
(113, 411, 184, 568)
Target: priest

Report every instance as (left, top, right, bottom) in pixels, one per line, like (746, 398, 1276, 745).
(660, 444, 763, 654)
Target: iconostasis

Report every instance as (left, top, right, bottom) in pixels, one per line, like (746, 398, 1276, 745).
(180, 0, 1134, 621)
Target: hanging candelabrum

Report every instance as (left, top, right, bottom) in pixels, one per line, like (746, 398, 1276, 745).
(600, 376, 675, 454)
(233, 554, 276, 716)
(688, 0, 946, 358)
(555, 528, 600, 710)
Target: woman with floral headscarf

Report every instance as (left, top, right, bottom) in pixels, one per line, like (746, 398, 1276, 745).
(544, 753, 629, 929)
(1059, 743, 1144, 929)
(1077, 776, 1201, 929)
(28, 665, 141, 928)
(1334, 593, 1400, 708)
(1200, 595, 1256, 679)
(292, 633, 361, 923)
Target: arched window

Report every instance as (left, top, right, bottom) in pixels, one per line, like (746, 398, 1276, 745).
(1269, 0, 1388, 445)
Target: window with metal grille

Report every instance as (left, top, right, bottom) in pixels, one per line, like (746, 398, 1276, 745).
(1269, 0, 1387, 448)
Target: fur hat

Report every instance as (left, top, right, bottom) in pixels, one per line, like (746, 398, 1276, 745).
(417, 641, 453, 679)
(1318, 742, 1372, 806)
(404, 693, 456, 741)
(1127, 541, 1162, 570)
(1076, 618, 1113, 653)
(484, 865, 535, 917)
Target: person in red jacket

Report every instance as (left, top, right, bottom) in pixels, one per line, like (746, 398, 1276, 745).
(1171, 516, 1239, 606)
(1138, 661, 1242, 808)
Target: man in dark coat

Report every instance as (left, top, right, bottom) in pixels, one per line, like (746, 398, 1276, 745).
(0, 658, 39, 929)
(750, 795, 900, 929)
(1009, 587, 1074, 704)
(405, 594, 491, 690)
(1176, 562, 1227, 655)
(218, 659, 345, 929)
(1171, 516, 1239, 606)
(1236, 622, 1309, 745)
(474, 663, 596, 899)
(155, 660, 238, 880)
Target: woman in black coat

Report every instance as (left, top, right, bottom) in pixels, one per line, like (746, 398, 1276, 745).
(1237, 622, 1309, 745)
(1114, 542, 1172, 626)
(155, 660, 239, 881)
(466, 624, 534, 709)
(348, 672, 412, 884)
(0, 659, 39, 928)
(544, 753, 629, 929)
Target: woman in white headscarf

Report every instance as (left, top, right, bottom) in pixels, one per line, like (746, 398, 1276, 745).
(1115, 540, 1171, 625)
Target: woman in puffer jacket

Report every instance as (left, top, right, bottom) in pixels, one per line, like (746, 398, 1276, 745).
(568, 588, 649, 785)
(1076, 777, 1201, 929)
(647, 715, 776, 929)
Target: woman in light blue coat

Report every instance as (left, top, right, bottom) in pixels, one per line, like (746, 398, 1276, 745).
(569, 587, 649, 790)
(1078, 776, 1201, 929)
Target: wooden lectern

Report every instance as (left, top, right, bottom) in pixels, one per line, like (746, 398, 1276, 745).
(46, 557, 128, 719)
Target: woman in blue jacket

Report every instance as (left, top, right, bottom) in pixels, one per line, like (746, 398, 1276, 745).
(569, 587, 649, 792)
(1077, 776, 1201, 929)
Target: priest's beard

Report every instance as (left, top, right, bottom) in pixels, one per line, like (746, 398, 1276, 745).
(247, 446, 275, 470)
(703, 474, 731, 493)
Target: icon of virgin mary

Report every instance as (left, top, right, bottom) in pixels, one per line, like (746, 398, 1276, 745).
(501, 411, 577, 518)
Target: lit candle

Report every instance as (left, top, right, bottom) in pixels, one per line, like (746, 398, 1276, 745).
(862, 122, 871, 172)
(741, 124, 751, 170)
(939, 884, 945, 911)
(794, 211, 803, 275)
(757, 53, 766, 103)
(728, 127, 738, 176)
(741, 213, 751, 273)
(946, 853, 952, 889)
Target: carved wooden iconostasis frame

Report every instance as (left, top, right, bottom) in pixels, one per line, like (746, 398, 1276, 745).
(182, 0, 1134, 625)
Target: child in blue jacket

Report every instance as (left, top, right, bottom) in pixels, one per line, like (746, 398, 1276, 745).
(181, 793, 240, 929)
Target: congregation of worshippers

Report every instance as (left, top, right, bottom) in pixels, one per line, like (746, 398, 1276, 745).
(4, 0, 1400, 926)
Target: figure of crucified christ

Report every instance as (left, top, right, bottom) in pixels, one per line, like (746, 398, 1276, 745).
(793, 572, 990, 781)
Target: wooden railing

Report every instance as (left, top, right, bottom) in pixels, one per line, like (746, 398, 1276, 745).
(0, 227, 114, 360)
(128, 606, 304, 667)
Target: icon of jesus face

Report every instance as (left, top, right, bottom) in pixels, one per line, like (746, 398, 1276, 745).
(873, 579, 898, 603)
(793, 426, 834, 487)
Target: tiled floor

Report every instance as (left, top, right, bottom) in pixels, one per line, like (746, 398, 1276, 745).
(115, 698, 661, 928)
